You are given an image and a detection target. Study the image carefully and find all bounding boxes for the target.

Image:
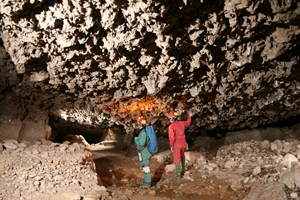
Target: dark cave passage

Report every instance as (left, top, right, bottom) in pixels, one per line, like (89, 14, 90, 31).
(49, 122, 104, 144)
(48, 117, 127, 146)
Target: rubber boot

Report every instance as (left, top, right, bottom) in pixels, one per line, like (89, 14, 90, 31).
(172, 164, 181, 180)
(181, 158, 186, 173)
(141, 172, 151, 188)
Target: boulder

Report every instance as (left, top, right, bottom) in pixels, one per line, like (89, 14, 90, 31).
(185, 151, 206, 164)
(280, 164, 300, 189)
(281, 154, 298, 169)
(242, 182, 287, 200)
(152, 150, 173, 163)
(165, 164, 175, 173)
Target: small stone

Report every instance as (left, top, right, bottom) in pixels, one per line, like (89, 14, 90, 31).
(248, 178, 257, 184)
(243, 177, 250, 184)
(3, 141, 18, 150)
(149, 190, 156, 195)
(219, 185, 228, 191)
(224, 160, 238, 169)
(290, 192, 298, 199)
(252, 166, 261, 175)
(270, 143, 277, 151)
(283, 142, 293, 152)
(281, 154, 298, 168)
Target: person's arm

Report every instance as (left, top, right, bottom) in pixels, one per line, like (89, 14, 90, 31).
(185, 116, 191, 127)
(184, 111, 193, 127)
(134, 130, 147, 147)
(168, 125, 175, 150)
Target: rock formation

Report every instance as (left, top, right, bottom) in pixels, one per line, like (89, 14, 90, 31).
(0, 139, 106, 200)
(0, 0, 300, 142)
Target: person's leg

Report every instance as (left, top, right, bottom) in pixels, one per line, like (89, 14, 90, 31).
(180, 142, 186, 172)
(173, 143, 181, 165)
(140, 151, 151, 187)
(172, 143, 181, 179)
(141, 166, 151, 187)
(181, 157, 186, 172)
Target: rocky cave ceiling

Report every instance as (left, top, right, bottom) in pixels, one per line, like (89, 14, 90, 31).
(0, 0, 300, 138)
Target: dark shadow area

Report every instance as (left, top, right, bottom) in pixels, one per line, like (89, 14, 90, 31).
(50, 122, 104, 144)
(53, 123, 105, 144)
(257, 114, 300, 129)
(152, 157, 173, 185)
(48, 115, 126, 145)
(94, 157, 126, 186)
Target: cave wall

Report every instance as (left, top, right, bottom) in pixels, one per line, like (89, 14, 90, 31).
(0, 97, 51, 141)
(1, 0, 300, 142)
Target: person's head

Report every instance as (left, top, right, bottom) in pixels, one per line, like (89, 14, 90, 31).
(138, 117, 146, 129)
(168, 112, 178, 122)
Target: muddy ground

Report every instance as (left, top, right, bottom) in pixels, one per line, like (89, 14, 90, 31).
(90, 130, 300, 200)
(92, 148, 247, 200)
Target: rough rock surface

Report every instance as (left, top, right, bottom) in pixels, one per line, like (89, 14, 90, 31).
(242, 182, 288, 200)
(0, 139, 106, 200)
(1, 0, 300, 142)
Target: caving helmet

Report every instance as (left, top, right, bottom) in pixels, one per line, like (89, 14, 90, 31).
(168, 112, 178, 121)
(138, 117, 146, 125)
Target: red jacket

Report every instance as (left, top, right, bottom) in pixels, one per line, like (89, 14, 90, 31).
(168, 117, 191, 147)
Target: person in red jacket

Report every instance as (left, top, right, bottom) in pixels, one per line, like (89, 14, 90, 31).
(168, 111, 192, 179)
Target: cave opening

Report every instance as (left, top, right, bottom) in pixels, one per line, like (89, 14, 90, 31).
(48, 116, 127, 147)
(48, 116, 133, 187)
(50, 123, 103, 144)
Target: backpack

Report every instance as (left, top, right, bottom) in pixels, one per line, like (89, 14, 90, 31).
(145, 125, 158, 153)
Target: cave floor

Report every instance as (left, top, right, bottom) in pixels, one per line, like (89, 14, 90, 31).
(91, 148, 248, 200)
